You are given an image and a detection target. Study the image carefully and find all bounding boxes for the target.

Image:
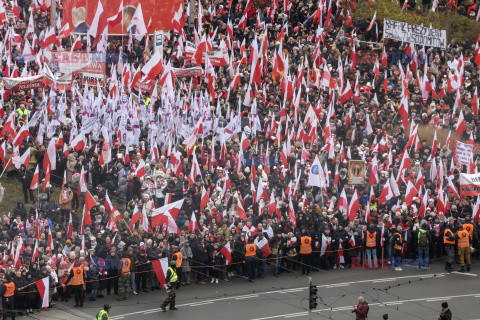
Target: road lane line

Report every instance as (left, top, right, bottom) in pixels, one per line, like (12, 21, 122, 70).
(451, 271, 477, 277)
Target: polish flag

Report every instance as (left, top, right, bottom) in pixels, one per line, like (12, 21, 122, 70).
(107, 0, 123, 28)
(404, 181, 418, 206)
(348, 190, 360, 222)
(36, 277, 50, 308)
(67, 213, 73, 239)
(237, 197, 247, 220)
(129, 204, 140, 232)
(151, 257, 169, 289)
(70, 132, 85, 151)
(87, 0, 108, 47)
(30, 165, 39, 190)
(12, 125, 30, 147)
(378, 183, 393, 204)
(135, 160, 146, 179)
(141, 50, 163, 81)
(194, 33, 212, 66)
(57, 23, 72, 40)
(32, 240, 39, 262)
(398, 96, 409, 129)
(455, 110, 467, 138)
(151, 199, 184, 227)
(71, 36, 82, 51)
(57, 131, 64, 147)
(200, 187, 209, 210)
(340, 81, 353, 104)
(43, 166, 51, 192)
(43, 138, 56, 172)
(366, 11, 376, 31)
(447, 178, 460, 199)
(220, 242, 232, 265)
(337, 243, 345, 264)
(255, 237, 271, 257)
(418, 192, 428, 219)
(320, 234, 330, 256)
(188, 212, 198, 233)
(42, 27, 57, 49)
(288, 198, 296, 228)
(337, 188, 348, 213)
(241, 131, 251, 151)
(268, 191, 277, 217)
(349, 235, 355, 248)
(48, 226, 54, 253)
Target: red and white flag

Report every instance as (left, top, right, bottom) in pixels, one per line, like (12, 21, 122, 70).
(135, 160, 146, 179)
(67, 213, 73, 239)
(36, 277, 50, 308)
(141, 50, 163, 81)
(220, 242, 232, 265)
(200, 187, 209, 210)
(107, 0, 123, 28)
(188, 212, 198, 233)
(255, 237, 271, 257)
(151, 199, 184, 227)
(87, 0, 108, 47)
(129, 204, 140, 232)
(151, 257, 169, 289)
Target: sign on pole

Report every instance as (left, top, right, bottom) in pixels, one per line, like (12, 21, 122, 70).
(154, 31, 164, 57)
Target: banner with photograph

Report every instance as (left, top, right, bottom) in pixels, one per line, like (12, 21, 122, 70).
(63, 0, 182, 35)
(453, 140, 474, 166)
(383, 19, 447, 49)
(460, 173, 480, 196)
(44, 51, 106, 76)
(348, 160, 366, 185)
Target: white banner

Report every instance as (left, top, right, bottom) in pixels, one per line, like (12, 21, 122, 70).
(460, 173, 480, 196)
(383, 19, 447, 49)
(453, 140, 474, 166)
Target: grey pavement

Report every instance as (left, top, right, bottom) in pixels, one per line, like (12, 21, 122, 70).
(26, 261, 480, 320)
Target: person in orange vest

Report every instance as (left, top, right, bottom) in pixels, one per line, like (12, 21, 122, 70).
(443, 224, 456, 272)
(392, 227, 403, 271)
(462, 216, 478, 245)
(3, 275, 15, 320)
(244, 238, 259, 282)
(63, 259, 85, 307)
(117, 253, 131, 301)
(299, 230, 312, 275)
(363, 224, 379, 269)
(456, 224, 471, 272)
(172, 247, 182, 288)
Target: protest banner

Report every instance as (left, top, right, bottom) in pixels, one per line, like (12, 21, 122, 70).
(83, 73, 105, 86)
(172, 67, 202, 77)
(63, 0, 182, 35)
(453, 140, 474, 166)
(133, 79, 156, 94)
(383, 19, 447, 49)
(185, 42, 229, 66)
(348, 160, 366, 185)
(3, 75, 44, 91)
(460, 173, 480, 196)
(44, 51, 106, 76)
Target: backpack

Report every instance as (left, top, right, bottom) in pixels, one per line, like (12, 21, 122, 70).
(418, 231, 428, 247)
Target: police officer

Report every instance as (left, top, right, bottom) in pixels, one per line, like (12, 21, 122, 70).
(244, 238, 258, 282)
(443, 224, 456, 272)
(456, 224, 471, 272)
(97, 304, 111, 320)
(117, 253, 131, 301)
(161, 260, 179, 312)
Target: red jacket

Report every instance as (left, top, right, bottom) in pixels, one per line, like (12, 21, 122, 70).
(355, 303, 369, 320)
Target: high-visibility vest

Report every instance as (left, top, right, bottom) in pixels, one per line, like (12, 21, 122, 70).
(4, 282, 14, 297)
(71, 267, 84, 286)
(300, 236, 312, 254)
(245, 243, 257, 257)
(366, 231, 376, 247)
(457, 230, 470, 248)
(168, 267, 178, 283)
(463, 223, 474, 238)
(444, 229, 455, 245)
(97, 310, 109, 320)
(393, 233, 403, 251)
(173, 252, 183, 268)
(17, 108, 27, 119)
(121, 258, 131, 275)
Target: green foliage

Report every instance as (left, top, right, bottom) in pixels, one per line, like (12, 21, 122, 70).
(353, 0, 480, 43)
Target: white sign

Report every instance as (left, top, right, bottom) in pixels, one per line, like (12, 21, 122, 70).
(154, 31, 164, 57)
(460, 173, 480, 196)
(383, 19, 447, 49)
(453, 140, 474, 166)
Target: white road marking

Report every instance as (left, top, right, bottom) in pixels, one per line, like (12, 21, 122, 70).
(110, 272, 447, 319)
(451, 271, 477, 277)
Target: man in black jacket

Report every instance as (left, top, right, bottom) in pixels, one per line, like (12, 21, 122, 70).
(437, 302, 452, 320)
(161, 261, 178, 312)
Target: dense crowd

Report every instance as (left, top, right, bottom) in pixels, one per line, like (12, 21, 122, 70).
(0, 0, 477, 316)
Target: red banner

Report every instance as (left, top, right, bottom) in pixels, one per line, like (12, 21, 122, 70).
(185, 42, 229, 66)
(172, 67, 202, 77)
(133, 79, 155, 94)
(3, 75, 44, 91)
(63, 0, 182, 35)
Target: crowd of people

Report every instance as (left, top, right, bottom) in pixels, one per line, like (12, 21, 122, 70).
(0, 0, 477, 317)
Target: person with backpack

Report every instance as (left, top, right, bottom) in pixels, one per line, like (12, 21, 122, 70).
(352, 296, 369, 320)
(417, 223, 431, 270)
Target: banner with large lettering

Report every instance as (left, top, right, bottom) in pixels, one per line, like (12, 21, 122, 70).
(63, 0, 182, 35)
(453, 140, 474, 166)
(172, 67, 202, 77)
(460, 173, 480, 196)
(383, 19, 447, 49)
(44, 51, 106, 76)
(185, 42, 229, 66)
(3, 75, 44, 91)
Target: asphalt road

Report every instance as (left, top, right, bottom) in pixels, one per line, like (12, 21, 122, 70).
(44, 261, 480, 320)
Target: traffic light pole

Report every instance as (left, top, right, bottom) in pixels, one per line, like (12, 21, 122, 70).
(308, 277, 312, 320)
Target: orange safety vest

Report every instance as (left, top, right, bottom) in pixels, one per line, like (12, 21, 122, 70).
(121, 258, 131, 275)
(393, 233, 403, 251)
(444, 229, 455, 245)
(245, 244, 257, 257)
(457, 230, 470, 248)
(366, 231, 376, 247)
(4, 282, 14, 297)
(70, 267, 84, 286)
(173, 252, 183, 268)
(300, 236, 312, 254)
(463, 223, 474, 238)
